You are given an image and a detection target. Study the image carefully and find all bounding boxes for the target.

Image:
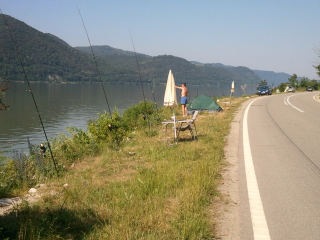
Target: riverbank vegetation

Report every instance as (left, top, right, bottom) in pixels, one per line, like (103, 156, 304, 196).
(0, 97, 247, 239)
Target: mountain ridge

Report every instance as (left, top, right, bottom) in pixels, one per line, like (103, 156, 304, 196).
(191, 61, 300, 86)
(74, 45, 151, 58)
(1, 14, 262, 86)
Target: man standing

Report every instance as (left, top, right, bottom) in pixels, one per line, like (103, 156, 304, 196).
(175, 83, 189, 117)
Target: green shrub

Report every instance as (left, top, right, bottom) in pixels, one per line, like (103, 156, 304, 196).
(51, 128, 98, 165)
(279, 83, 286, 92)
(0, 140, 59, 198)
(122, 101, 160, 130)
(88, 109, 128, 149)
(27, 140, 60, 179)
(0, 160, 20, 198)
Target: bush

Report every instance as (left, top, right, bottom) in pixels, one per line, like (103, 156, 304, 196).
(27, 139, 59, 179)
(279, 83, 286, 92)
(51, 127, 98, 166)
(88, 109, 128, 149)
(0, 138, 61, 198)
(122, 100, 160, 130)
(0, 160, 20, 198)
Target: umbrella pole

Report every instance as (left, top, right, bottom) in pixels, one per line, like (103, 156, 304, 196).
(172, 108, 177, 140)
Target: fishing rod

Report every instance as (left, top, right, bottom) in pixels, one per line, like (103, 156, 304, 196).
(76, 6, 112, 116)
(210, 84, 216, 98)
(220, 82, 225, 96)
(149, 78, 158, 107)
(129, 32, 151, 130)
(182, 67, 191, 102)
(238, 84, 241, 97)
(0, 11, 59, 176)
(207, 84, 211, 97)
(142, 65, 158, 108)
(148, 78, 161, 122)
(186, 71, 192, 102)
(148, 77, 160, 114)
(141, 66, 161, 122)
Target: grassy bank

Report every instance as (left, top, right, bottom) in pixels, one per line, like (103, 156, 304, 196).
(0, 97, 247, 239)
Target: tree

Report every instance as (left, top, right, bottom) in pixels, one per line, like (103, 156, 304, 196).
(311, 79, 319, 90)
(299, 77, 309, 88)
(279, 83, 286, 92)
(315, 65, 320, 77)
(288, 74, 298, 87)
(257, 79, 268, 89)
(313, 44, 320, 77)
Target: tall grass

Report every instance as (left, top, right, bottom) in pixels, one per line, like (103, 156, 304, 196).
(0, 98, 245, 239)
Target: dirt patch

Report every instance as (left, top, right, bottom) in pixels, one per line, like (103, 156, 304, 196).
(164, 197, 178, 217)
(0, 185, 59, 216)
(0, 197, 21, 216)
(212, 98, 252, 240)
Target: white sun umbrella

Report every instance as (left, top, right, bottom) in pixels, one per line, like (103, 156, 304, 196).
(164, 70, 178, 139)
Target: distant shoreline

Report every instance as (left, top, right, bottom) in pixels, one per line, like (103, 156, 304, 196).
(0, 80, 168, 86)
(0, 80, 233, 87)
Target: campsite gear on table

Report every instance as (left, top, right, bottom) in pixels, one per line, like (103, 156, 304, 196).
(176, 110, 199, 140)
(162, 110, 199, 141)
(163, 70, 178, 139)
(187, 95, 222, 114)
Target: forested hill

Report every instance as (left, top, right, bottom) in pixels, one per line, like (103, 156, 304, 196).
(253, 70, 295, 86)
(77, 50, 263, 86)
(194, 62, 297, 86)
(0, 14, 109, 82)
(75, 47, 262, 86)
(0, 14, 262, 86)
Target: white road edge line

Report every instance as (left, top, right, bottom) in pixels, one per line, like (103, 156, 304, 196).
(243, 99, 271, 240)
(287, 95, 304, 112)
(283, 97, 288, 105)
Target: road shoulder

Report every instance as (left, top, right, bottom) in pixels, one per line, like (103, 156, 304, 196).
(213, 98, 252, 239)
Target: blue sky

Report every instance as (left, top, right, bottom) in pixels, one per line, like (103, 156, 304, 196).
(2, 0, 320, 79)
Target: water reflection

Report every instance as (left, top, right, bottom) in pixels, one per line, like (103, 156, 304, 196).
(0, 82, 254, 155)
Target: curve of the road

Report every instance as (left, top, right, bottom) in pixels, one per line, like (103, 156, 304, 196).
(239, 92, 320, 240)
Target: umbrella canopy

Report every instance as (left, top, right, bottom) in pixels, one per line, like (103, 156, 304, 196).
(163, 70, 177, 107)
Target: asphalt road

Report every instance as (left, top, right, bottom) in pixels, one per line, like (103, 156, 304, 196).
(238, 92, 320, 240)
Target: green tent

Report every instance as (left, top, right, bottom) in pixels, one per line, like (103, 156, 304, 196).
(187, 95, 222, 113)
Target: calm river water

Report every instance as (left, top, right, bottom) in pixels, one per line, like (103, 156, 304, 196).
(0, 82, 252, 156)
